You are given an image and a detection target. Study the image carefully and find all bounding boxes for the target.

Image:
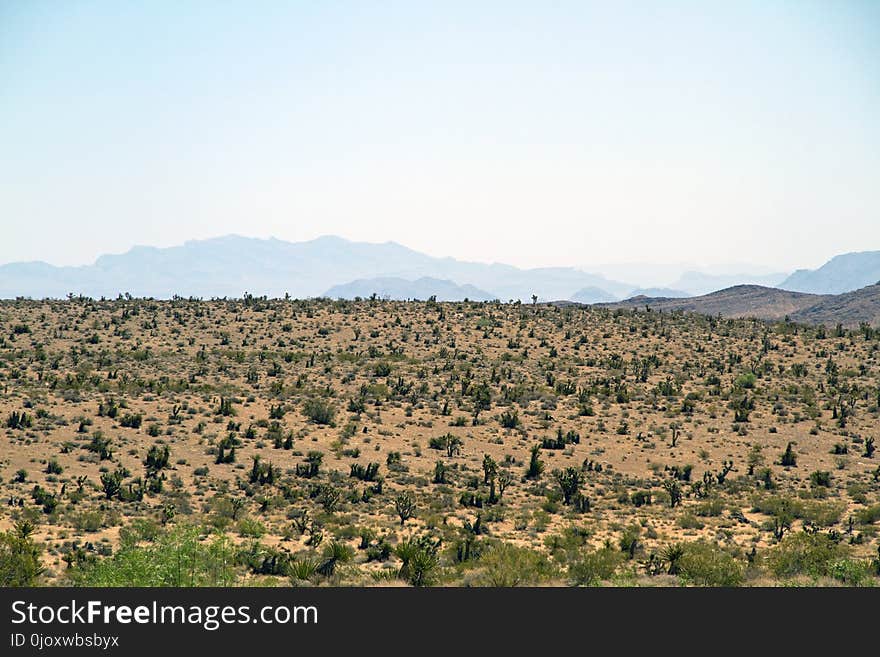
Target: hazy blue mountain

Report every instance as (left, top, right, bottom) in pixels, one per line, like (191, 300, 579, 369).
(604, 285, 825, 321)
(324, 277, 496, 301)
(624, 287, 690, 299)
(779, 251, 880, 295)
(0, 234, 636, 301)
(670, 271, 789, 296)
(569, 286, 617, 304)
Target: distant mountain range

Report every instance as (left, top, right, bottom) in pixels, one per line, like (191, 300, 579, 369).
(779, 251, 880, 295)
(569, 287, 619, 304)
(667, 271, 788, 296)
(600, 283, 880, 327)
(0, 235, 878, 325)
(626, 287, 691, 299)
(323, 277, 496, 302)
(0, 235, 636, 302)
(603, 285, 824, 321)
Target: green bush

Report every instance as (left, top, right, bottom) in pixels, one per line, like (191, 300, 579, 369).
(302, 398, 336, 426)
(855, 504, 880, 526)
(472, 542, 556, 586)
(71, 510, 104, 532)
(0, 520, 44, 587)
(828, 558, 874, 586)
(236, 518, 266, 538)
(568, 546, 623, 586)
(767, 532, 849, 579)
(69, 525, 237, 586)
(678, 541, 743, 586)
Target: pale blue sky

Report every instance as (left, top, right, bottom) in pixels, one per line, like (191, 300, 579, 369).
(1, 1, 878, 270)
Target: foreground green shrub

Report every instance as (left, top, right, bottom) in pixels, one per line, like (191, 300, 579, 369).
(678, 541, 743, 587)
(471, 542, 556, 586)
(568, 546, 624, 586)
(69, 525, 237, 586)
(828, 558, 874, 586)
(855, 504, 880, 526)
(0, 520, 44, 587)
(302, 398, 336, 426)
(767, 532, 849, 579)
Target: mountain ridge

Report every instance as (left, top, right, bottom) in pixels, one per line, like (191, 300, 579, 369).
(593, 283, 880, 327)
(0, 234, 635, 302)
(779, 251, 880, 295)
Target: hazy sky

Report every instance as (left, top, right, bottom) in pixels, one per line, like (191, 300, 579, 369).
(2, 1, 879, 271)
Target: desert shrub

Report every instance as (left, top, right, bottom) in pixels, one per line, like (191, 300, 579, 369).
(855, 504, 880, 526)
(144, 443, 171, 473)
(237, 518, 266, 538)
(828, 558, 874, 586)
(677, 514, 704, 530)
(0, 520, 44, 587)
(119, 412, 143, 429)
(119, 518, 162, 546)
(302, 398, 336, 425)
(71, 510, 104, 532)
(69, 525, 236, 586)
(733, 372, 757, 389)
(800, 500, 845, 528)
(678, 541, 743, 586)
(568, 546, 624, 586)
(767, 532, 849, 579)
(471, 542, 556, 586)
(694, 497, 724, 517)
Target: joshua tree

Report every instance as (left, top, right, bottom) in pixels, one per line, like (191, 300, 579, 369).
(100, 468, 125, 500)
(432, 461, 448, 484)
(0, 520, 45, 586)
(780, 442, 797, 467)
(482, 454, 498, 485)
(526, 444, 544, 479)
(395, 492, 416, 526)
(470, 382, 492, 425)
(553, 467, 584, 505)
(663, 479, 682, 508)
(670, 423, 681, 448)
(442, 434, 463, 458)
(496, 470, 513, 501)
